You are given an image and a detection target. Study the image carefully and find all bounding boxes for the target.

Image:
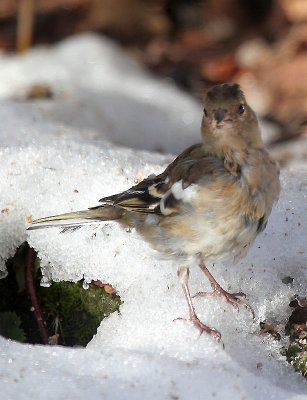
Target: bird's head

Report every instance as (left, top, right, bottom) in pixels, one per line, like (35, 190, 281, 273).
(201, 83, 262, 155)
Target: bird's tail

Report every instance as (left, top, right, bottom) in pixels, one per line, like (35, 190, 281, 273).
(27, 205, 122, 231)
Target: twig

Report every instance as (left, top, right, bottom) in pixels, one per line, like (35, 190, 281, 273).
(25, 245, 49, 344)
(16, 0, 35, 52)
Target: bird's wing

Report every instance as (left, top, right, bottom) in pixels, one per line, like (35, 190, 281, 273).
(99, 174, 168, 213)
(98, 144, 225, 216)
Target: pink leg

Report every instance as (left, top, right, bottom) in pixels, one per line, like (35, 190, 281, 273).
(194, 261, 255, 318)
(175, 266, 223, 344)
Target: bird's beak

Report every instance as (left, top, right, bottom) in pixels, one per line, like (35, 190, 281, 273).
(214, 108, 226, 124)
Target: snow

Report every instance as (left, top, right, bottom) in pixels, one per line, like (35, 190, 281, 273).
(0, 34, 306, 399)
(0, 34, 201, 154)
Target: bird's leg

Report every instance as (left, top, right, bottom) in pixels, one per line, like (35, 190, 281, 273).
(175, 266, 222, 343)
(194, 261, 255, 318)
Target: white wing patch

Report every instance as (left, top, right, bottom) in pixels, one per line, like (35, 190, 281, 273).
(171, 180, 199, 202)
(171, 180, 184, 200)
(159, 180, 199, 216)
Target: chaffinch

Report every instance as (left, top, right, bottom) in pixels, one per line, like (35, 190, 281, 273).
(28, 83, 280, 343)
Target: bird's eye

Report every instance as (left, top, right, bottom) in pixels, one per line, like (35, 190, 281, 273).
(203, 108, 208, 117)
(238, 104, 245, 114)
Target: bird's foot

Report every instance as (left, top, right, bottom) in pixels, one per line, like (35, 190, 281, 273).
(176, 266, 224, 345)
(196, 262, 255, 319)
(174, 314, 223, 345)
(193, 287, 255, 319)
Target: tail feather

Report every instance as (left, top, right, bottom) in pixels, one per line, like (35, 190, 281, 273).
(27, 206, 122, 231)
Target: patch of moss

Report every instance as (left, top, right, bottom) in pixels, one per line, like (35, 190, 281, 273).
(0, 311, 26, 342)
(285, 299, 307, 377)
(40, 281, 121, 346)
(285, 332, 307, 376)
(0, 242, 121, 346)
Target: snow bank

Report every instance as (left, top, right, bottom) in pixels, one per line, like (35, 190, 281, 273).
(1, 139, 306, 400)
(0, 34, 201, 153)
(0, 34, 306, 399)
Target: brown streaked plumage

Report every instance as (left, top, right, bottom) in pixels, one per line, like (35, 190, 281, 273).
(27, 83, 280, 344)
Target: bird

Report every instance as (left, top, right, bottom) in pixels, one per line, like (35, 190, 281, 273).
(28, 83, 280, 343)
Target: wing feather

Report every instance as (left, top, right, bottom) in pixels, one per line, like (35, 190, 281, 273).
(98, 143, 224, 216)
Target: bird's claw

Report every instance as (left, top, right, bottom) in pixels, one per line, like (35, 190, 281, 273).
(193, 289, 255, 319)
(174, 314, 224, 346)
(226, 293, 255, 319)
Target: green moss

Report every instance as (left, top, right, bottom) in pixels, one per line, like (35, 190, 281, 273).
(0, 242, 121, 346)
(40, 281, 121, 346)
(287, 344, 300, 357)
(285, 324, 307, 377)
(0, 311, 26, 342)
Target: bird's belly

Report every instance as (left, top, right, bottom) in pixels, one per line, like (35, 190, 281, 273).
(142, 208, 258, 262)
(179, 213, 257, 261)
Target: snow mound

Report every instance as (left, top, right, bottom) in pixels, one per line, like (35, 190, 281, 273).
(0, 34, 201, 153)
(0, 34, 306, 400)
(1, 139, 306, 399)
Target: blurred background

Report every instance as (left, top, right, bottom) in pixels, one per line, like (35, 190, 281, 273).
(1, 0, 307, 165)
